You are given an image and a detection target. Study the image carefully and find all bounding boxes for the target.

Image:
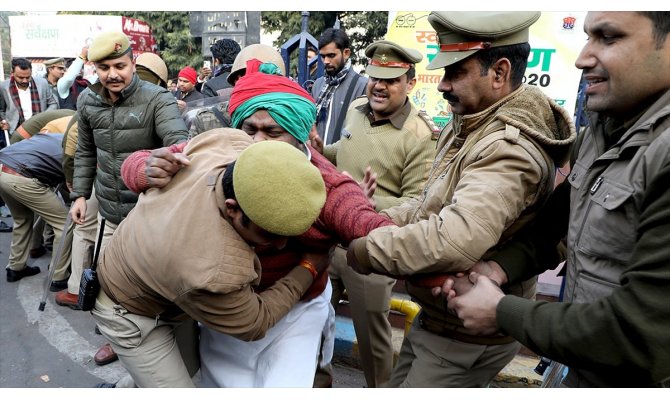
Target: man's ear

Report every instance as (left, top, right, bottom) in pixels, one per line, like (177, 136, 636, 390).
(406, 76, 417, 93)
(492, 58, 512, 89)
(343, 48, 351, 60)
(224, 198, 241, 219)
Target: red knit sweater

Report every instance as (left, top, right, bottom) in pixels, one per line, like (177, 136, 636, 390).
(121, 142, 395, 301)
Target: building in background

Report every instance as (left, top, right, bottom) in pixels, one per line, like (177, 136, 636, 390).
(189, 12, 261, 62)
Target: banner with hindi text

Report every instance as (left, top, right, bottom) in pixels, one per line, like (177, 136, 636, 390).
(386, 11, 587, 130)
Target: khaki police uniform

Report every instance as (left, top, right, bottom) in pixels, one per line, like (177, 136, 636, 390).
(330, 12, 564, 388)
(92, 136, 326, 387)
(44, 57, 65, 103)
(374, 11, 547, 388)
(324, 40, 437, 388)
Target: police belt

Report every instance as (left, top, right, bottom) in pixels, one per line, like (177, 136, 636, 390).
(418, 311, 517, 346)
(100, 285, 186, 322)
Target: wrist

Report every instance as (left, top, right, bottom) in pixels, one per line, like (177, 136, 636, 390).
(78, 54, 87, 61)
(351, 237, 373, 273)
(488, 260, 508, 286)
(299, 260, 318, 280)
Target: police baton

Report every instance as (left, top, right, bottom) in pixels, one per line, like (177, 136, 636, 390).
(38, 185, 73, 311)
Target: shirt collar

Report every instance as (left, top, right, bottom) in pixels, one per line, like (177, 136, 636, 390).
(14, 80, 31, 91)
(356, 97, 412, 129)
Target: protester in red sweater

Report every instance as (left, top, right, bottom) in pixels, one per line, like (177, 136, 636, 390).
(119, 59, 394, 387)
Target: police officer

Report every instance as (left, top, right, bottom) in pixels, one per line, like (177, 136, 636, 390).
(346, 12, 576, 387)
(43, 57, 66, 104)
(69, 30, 187, 371)
(320, 40, 438, 388)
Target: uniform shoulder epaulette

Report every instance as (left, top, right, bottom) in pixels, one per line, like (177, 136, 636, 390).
(417, 110, 441, 140)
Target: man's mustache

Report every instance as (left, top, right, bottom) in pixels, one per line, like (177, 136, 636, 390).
(442, 92, 459, 103)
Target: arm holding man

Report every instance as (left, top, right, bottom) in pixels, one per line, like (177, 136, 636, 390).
(119, 59, 397, 388)
(92, 134, 330, 387)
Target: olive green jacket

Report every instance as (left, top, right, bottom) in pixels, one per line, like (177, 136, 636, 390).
(72, 74, 188, 224)
(493, 88, 670, 387)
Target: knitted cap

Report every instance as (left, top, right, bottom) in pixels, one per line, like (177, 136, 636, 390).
(178, 66, 198, 85)
(88, 31, 131, 62)
(233, 141, 326, 236)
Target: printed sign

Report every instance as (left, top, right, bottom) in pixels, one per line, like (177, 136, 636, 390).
(122, 16, 158, 56)
(9, 15, 120, 57)
(9, 15, 158, 58)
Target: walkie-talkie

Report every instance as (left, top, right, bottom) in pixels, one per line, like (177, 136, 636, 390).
(77, 218, 106, 311)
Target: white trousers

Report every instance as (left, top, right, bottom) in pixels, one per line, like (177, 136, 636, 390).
(199, 279, 332, 387)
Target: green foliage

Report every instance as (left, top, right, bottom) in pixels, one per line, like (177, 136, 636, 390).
(59, 11, 200, 78)
(341, 12, 389, 64)
(261, 11, 388, 67)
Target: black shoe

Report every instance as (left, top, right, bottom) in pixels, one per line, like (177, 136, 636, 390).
(94, 382, 116, 388)
(6, 265, 41, 282)
(0, 221, 12, 232)
(95, 326, 102, 335)
(49, 279, 68, 292)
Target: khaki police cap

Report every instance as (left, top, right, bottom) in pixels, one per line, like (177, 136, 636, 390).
(365, 40, 423, 79)
(229, 44, 287, 85)
(427, 11, 541, 70)
(44, 58, 65, 68)
(88, 31, 132, 62)
(135, 53, 169, 86)
(233, 140, 326, 237)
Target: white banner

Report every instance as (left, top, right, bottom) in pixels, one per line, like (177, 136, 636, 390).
(9, 15, 121, 58)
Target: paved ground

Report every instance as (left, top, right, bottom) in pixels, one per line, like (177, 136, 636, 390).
(0, 215, 366, 389)
(0, 211, 547, 391)
(0, 216, 126, 388)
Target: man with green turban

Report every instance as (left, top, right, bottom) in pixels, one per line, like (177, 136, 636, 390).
(119, 58, 396, 387)
(227, 59, 316, 145)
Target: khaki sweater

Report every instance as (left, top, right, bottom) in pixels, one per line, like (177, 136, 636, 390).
(324, 97, 437, 211)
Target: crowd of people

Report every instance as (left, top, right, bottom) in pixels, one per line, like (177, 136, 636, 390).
(0, 11, 668, 389)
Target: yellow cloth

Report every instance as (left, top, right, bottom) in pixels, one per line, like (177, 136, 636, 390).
(40, 115, 73, 134)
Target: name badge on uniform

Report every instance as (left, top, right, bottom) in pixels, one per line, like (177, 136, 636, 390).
(342, 129, 352, 139)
